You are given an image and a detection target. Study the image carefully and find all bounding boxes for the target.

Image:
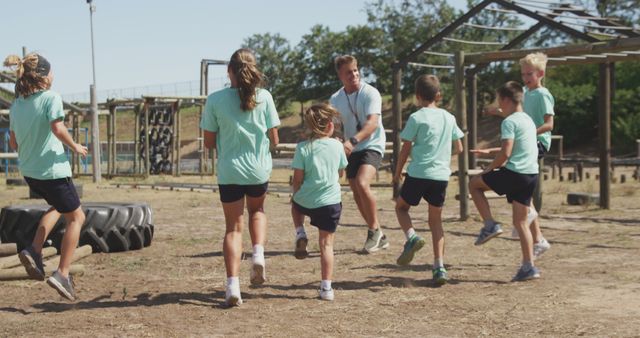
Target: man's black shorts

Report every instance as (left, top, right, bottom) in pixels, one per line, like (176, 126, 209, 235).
(481, 167, 538, 205)
(24, 176, 81, 213)
(346, 149, 382, 179)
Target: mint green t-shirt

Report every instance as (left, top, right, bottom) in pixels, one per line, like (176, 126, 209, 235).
(200, 87, 280, 185)
(502, 112, 539, 175)
(292, 138, 348, 209)
(9, 90, 72, 180)
(523, 87, 555, 151)
(400, 107, 464, 181)
(329, 82, 386, 155)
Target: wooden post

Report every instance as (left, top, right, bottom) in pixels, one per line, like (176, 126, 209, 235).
(0, 243, 17, 257)
(467, 71, 478, 169)
(454, 51, 469, 220)
(73, 112, 80, 175)
(598, 63, 611, 209)
(0, 247, 57, 269)
(391, 63, 403, 198)
(0, 264, 85, 281)
(106, 106, 113, 176)
(144, 100, 151, 178)
(134, 105, 140, 175)
(113, 105, 117, 175)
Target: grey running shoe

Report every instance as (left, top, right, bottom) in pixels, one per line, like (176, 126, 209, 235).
(533, 238, 551, 259)
(396, 235, 426, 266)
(18, 246, 45, 281)
(474, 223, 503, 246)
(432, 267, 449, 285)
(318, 287, 334, 301)
(294, 236, 308, 259)
(363, 229, 390, 254)
(46, 270, 76, 301)
(511, 266, 541, 282)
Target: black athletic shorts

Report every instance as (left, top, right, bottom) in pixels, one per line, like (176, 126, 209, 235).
(24, 176, 81, 213)
(400, 175, 448, 207)
(292, 201, 341, 233)
(346, 149, 382, 179)
(218, 182, 268, 203)
(481, 167, 538, 206)
(537, 141, 547, 160)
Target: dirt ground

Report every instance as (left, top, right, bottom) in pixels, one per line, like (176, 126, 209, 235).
(1, 169, 639, 337)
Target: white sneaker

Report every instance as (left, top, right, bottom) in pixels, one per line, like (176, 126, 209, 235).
(533, 238, 551, 259)
(225, 284, 242, 307)
(512, 208, 539, 239)
(250, 256, 266, 285)
(319, 287, 334, 301)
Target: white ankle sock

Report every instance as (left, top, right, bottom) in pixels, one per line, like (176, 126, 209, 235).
(405, 228, 416, 240)
(227, 276, 239, 288)
(253, 244, 264, 261)
(434, 257, 444, 269)
(321, 279, 332, 290)
(295, 226, 306, 239)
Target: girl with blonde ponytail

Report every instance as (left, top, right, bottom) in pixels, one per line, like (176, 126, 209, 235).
(4, 53, 87, 301)
(290, 103, 348, 301)
(200, 48, 280, 307)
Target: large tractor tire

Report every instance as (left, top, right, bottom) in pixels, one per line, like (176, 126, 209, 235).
(0, 203, 154, 253)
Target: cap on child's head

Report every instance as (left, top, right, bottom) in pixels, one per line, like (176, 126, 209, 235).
(415, 74, 440, 102)
(519, 52, 548, 71)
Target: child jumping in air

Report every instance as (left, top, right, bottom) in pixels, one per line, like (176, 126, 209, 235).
(470, 81, 540, 282)
(4, 53, 88, 301)
(393, 74, 463, 285)
(291, 103, 348, 301)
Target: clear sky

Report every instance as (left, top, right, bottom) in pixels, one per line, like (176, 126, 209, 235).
(1, 0, 468, 101)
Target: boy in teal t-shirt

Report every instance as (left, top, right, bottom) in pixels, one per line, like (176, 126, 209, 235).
(5, 53, 87, 301)
(469, 81, 540, 282)
(291, 103, 348, 301)
(393, 74, 463, 285)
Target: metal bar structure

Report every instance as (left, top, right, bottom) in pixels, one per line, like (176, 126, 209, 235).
(175, 100, 181, 177)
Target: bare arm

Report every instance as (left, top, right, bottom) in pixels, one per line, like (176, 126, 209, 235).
(203, 130, 216, 150)
(344, 114, 379, 156)
(9, 131, 17, 151)
(292, 168, 304, 195)
(393, 140, 412, 183)
(470, 147, 502, 155)
(482, 139, 513, 174)
(50, 120, 88, 156)
(268, 127, 279, 150)
(452, 139, 463, 155)
(537, 114, 554, 135)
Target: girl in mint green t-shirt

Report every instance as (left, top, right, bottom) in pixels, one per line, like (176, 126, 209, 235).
(200, 49, 280, 307)
(291, 103, 348, 301)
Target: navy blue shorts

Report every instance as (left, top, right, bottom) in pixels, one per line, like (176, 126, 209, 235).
(24, 176, 81, 213)
(400, 175, 448, 207)
(292, 201, 341, 233)
(218, 182, 268, 203)
(346, 149, 382, 179)
(481, 167, 538, 205)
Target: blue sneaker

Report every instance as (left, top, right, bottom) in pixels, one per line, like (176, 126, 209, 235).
(511, 266, 541, 282)
(432, 267, 448, 285)
(396, 235, 426, 266)
(18, 246, 45, 281)
(474, 223, 503, 246)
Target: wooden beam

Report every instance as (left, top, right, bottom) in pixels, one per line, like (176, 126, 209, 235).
(454, 51, 470, 220)
(397, 0, 495, 66)
(465, 36, 640, 64)
(391, 64, 403, 198)
(0, 247, 57, 269)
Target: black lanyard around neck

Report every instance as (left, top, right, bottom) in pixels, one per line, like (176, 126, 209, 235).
(344, 86, 362, 128)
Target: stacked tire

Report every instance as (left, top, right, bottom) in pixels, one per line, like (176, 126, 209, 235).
(0, 203, 154, 253)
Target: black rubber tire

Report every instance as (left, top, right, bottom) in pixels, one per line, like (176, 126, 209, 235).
(0, 203, 154, 253)
(5, 178, 27, 186)
(29, 184, 83, 199)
